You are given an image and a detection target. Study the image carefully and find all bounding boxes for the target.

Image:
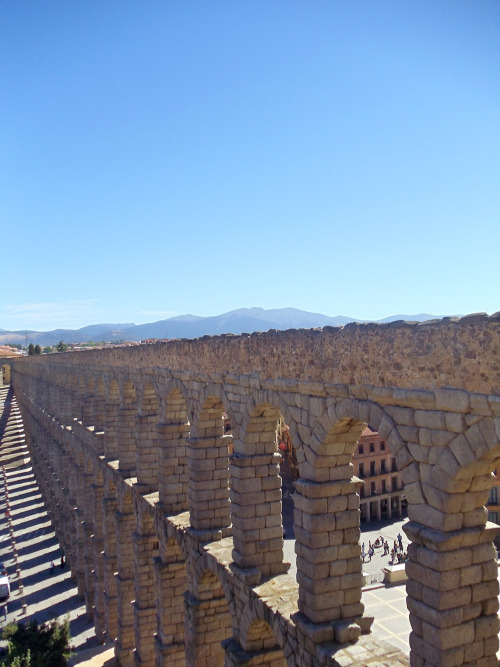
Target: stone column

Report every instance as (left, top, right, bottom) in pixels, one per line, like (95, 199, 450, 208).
(81, 394, 95, 429)
(135, 414, 159, 494)
(376, 499, 381, 521)
(230, 451, 288, 578)
(93, 393, 107, 434)
(59, 385, 73, 426)
(91, 473, 106, 643)
(102, 477, 118, 641)
(184, 587, 231, 667)
(66, 448, 79, 584)
(82, 464, 96, 620)
(104, 398, 120, 460)
(404, 520, 500, 666)
(115, 492, 136, 667)
(187, 435, 231, 540)
(157, 422, 189, 513)
(132, 514, 158, 667)
(118, 407, 137, 476)
(71, 452, 88, 599)
(71, 388, 82, 424)
(154, 540, 187, 666)
(294, 471, 372, 645)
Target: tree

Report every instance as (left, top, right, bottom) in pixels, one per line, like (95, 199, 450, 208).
(27, 344, 35, 356)
(42, 347, 53, 354)
(1, 617, 72, 666)
(56, 341, 68, 353)
(34, 345, 41, 355)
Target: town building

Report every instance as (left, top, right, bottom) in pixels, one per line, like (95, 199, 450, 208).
(354, 426, 407, 522)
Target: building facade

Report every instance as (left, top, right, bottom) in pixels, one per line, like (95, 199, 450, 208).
(355, 426, 407, 523)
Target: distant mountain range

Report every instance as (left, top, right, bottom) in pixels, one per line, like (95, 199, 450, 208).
(0, 308, 443, 347)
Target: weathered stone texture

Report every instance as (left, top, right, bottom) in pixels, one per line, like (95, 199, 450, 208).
(7, 315, 500, 666)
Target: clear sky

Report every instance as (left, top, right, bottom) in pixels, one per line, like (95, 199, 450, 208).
(1, 1, 499, 331)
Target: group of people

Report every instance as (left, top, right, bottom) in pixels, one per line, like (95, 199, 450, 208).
(49, 555, 65, 574)
(389, 534, 407, 564)
(361, 532, 407, 564)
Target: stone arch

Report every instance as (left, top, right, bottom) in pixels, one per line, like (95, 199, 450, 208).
(137, 379, 159, 416)
(117, 378, 138, 475)
(158, 377, 190, 423)
(238, 389, 301, 457)
(237, 599, 287, 665)
(107, 377, 120, 404)
(230, 390, 299, 578)
(157, 385, 191, 513)
(415, 415, 500, 529)
(191, 383, 229, 438)
(187, 553, 235, 665)
(135, 380, 160, 493)
(102, 376, 120, 460)
(192, 552, 235, 615)
(120, 378, 137, 409)
(291, 398, 410, 639)
(92, 375, 107, 434)
(403, 413, 500, 666)
(187, 388, 232, 536)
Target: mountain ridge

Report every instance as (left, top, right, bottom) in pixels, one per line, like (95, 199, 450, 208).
(0, 308, 443, 347)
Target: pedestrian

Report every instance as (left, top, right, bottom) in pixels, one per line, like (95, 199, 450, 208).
(398, 533, 403, 549)
(361, 547, 365, 563)
(60, 556, 65, 569)
(2, 603, 7, 620)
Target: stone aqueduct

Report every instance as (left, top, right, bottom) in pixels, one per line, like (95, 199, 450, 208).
(6, 313, 500, 666)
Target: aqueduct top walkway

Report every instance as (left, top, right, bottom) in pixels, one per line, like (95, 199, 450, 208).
(5, 312, 500, 666)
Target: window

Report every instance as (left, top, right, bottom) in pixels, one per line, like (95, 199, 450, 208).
(391, 476, 398, 491)
(391, 457, 397, 472)
(360, 485, 365, 499)
(380, 441, 385, 451)
(488, 511, 498, 524)
(380, 459, 387, 474)
(370, 461, 376, 476)
(358, 463, 365, 477)
(488, 487, 498, 505)
(370, 482, 376, 495)
(369, 443, 375, 453)
(381, 479, 386, 493)
(358, 444, 364, 455)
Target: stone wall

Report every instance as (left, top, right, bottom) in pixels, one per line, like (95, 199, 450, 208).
(9, 314, 500, 666)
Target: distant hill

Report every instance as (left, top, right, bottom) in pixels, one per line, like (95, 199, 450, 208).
(0, 308, 441, 347)
(0, 324, 134, 347)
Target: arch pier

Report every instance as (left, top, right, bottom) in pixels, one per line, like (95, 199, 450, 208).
(9, 314, 500, 666)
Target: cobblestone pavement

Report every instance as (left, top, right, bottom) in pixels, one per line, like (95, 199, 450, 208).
(0, 385, 114, 665)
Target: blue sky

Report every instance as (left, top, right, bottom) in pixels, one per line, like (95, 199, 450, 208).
(1, 2, 499, 331)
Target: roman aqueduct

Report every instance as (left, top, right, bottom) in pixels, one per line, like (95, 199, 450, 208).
(4, 313, 500, 666)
